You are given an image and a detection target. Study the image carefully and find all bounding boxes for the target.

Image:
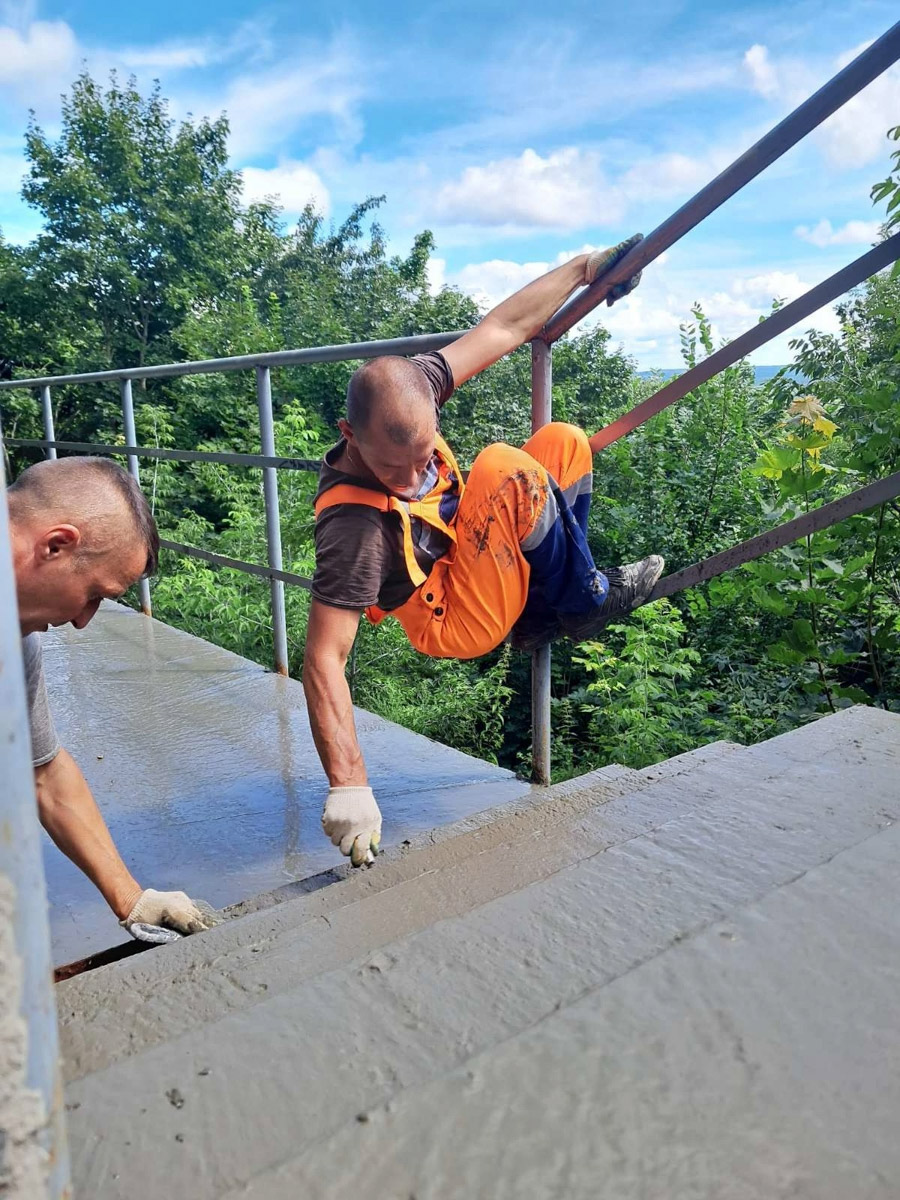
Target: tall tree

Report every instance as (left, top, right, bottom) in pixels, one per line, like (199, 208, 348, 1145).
(22, 72, 253, 370)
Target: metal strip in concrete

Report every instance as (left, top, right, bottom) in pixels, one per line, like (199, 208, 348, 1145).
(40, 603, 530, 965)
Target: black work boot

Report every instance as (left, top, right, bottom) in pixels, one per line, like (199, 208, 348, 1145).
(560, 554, 665, 644)
(507, 617, 560, 653)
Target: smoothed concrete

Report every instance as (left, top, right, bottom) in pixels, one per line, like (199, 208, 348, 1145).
(57, 751, 705, 1079)
(40, 603, 531, 964)
(60, 706, 900, 1199)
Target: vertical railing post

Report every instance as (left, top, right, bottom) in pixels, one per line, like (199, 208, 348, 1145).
(40, 385, 57, 460)
(120, 378, 153, 617)
(256, 366, 289, 676)
(0, 459, 71, 1199)
(530, 339, 553, 786)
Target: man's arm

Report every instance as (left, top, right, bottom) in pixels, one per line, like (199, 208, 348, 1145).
(303, 599, 366, 785)
(35, 748, 142, 920)
(35, 747, 219, 934)
(303, 599, 382, 866)
(442, 235, 643, 388)
(442, 255, 588, 388)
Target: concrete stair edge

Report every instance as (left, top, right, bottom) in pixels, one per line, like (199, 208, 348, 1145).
(57, 741, 752, 1079)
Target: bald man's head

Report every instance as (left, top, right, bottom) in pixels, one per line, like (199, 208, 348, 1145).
(9, 456, 159, 573)
(8, 456, 160, 635)
(346, 357, 436, 446)
(338, 356, 438, 498)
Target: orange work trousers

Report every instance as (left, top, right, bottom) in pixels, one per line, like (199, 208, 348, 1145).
(394, 422, 594, 660)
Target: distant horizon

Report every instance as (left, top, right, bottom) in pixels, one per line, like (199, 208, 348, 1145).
(637, 364, 789, 381)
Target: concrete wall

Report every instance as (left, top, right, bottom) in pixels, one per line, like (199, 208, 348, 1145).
(0, 467, 69, 1198)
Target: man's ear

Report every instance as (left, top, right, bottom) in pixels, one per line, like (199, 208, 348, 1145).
(337, 417, 353, 442)
(41, 524, 81, 561)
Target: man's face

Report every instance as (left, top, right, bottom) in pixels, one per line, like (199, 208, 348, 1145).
(16, 525, 147, 636)
(342, 420, 435, 499)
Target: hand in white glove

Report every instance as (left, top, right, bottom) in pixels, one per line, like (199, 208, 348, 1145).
(584, 233, 644, 305)
(322, 786, 382, 866)
(121, 888, 221, 935)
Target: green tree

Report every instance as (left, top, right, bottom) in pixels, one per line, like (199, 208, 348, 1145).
(22, 72, 261, 372)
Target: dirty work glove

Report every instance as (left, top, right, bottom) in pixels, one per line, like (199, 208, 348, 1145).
(323, 786, 382, 867)
(584, 232, 644, 305)
(122, 888, 221, 937)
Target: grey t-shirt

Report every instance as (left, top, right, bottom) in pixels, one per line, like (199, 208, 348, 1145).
(22, 633, 61, 767)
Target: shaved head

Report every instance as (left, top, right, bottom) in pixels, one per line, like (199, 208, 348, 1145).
(346, 356, 436, 445)
(9, 456, 159, 575)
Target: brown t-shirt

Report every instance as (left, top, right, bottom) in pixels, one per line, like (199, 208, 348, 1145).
(312, 351, 457, 611)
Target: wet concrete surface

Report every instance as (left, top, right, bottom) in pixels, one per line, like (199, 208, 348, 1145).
(40, 603, 530, 965)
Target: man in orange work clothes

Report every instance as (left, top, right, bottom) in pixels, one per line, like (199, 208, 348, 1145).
(304, 238, 664, 866)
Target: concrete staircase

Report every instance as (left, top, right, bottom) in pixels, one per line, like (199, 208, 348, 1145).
(57, 706, 900, 1199)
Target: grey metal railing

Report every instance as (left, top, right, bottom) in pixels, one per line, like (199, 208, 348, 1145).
(2, 20, 900, 784)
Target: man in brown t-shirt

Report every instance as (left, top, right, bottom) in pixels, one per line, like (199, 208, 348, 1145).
(305, 239, 664, 867)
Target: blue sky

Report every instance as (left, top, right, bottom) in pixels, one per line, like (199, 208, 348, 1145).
(1, 0, 898, 367)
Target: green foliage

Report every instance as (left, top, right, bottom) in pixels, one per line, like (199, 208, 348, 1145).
(22, 73, 255, 372)
(572, 601, 716, 768)
(351, 620, 514, 762)
(871, 124, 900, 243)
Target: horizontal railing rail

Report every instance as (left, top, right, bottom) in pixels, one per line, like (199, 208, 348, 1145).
(650, 471, 900, 603)
(590, 233, 900, 453)
(158, 538, 313, 588)
(3, 438, 323, 472)
(0, 332, 465, 390)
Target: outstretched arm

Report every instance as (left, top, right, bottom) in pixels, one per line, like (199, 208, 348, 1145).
(442, 235, 642, 388)
(442, 255, 589, 388)
(303, 599, 382, 866)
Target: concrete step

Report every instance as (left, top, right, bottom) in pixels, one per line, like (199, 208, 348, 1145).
(57, 745, 741, 1081)
(60, 707, 900, 1199)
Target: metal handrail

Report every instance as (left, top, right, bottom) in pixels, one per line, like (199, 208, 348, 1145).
(590, 234, 900, 453)
(2, 438, 323, 472)
(0, 331, 465, 390)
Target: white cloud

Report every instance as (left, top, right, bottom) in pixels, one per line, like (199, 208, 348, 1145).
(621, 147, 734, 202)
(216, 41, 366, 160)
(118, 41, 212, 71)
(0, 19, 78, 102)
(795, 218, 881, 247)
(240, 160, 330, 216)
(433, 148, 623, 231)
(425, 256, 446, 296)
(743, 39, 900, 171)
(744, 44, 780, 100)
(819, 41, 900, 170)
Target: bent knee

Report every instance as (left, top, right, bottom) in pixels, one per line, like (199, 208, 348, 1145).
(469, 441, 542, 482)
(523, 422, 591, 485)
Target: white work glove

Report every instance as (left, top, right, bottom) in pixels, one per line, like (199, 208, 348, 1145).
(322, 786, 382, 867)
(584, 233, 644, 305)
(121, 888, 221, 937)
